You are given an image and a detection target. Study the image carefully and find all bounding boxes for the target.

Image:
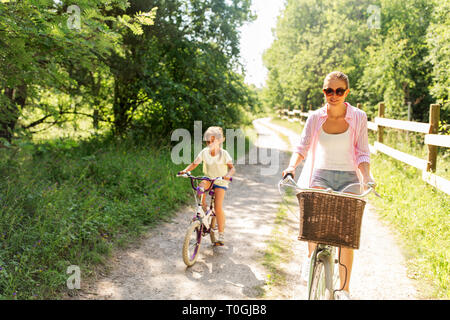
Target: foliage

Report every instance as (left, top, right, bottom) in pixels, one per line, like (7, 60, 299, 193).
(0, 0, 260, 145)
(263, 0, 448, 122)
(426, 0, 450, 121)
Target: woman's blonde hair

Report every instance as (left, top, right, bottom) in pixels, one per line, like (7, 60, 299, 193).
(323, 71, 350, 89)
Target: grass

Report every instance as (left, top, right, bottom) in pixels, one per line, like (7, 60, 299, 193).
(369, 153, 449, 299)
(269, 116, 450, 299)
(261, 199, 294, 295)
(0, 134, 194, 299)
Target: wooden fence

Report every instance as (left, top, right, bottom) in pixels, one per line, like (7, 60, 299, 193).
(277, 103, 450, 195)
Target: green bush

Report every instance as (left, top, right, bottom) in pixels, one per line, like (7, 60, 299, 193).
(0, 134, 191, 299)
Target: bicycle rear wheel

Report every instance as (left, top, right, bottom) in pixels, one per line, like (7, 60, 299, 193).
(309, 258, 333, 300)
(182, 220, 202, 267)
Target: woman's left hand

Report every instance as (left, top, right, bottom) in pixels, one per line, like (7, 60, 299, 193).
(362, 176, 375, 190)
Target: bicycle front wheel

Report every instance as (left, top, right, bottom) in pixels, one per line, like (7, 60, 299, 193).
(309, 259, 333, 300)
(182, 220, 202, 267)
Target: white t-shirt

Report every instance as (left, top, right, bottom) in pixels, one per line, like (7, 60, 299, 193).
(315, 128, 354, 171)
(195, 147, 233, 187)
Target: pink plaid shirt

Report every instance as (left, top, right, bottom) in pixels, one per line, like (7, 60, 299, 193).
(294, 102, 371, 187)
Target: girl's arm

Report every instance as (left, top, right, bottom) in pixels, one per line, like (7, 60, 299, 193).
(223, 163, 235, 180)
(180, 162, 199, 174)
(180, 153, 202, 174)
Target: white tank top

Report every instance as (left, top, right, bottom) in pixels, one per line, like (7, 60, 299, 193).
(315, 127, 354, 171)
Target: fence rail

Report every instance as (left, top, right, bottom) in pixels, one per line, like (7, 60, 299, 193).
(277, 103, 450, 195)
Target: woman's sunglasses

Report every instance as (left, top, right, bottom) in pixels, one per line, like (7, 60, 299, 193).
(323, 87, 347, 96)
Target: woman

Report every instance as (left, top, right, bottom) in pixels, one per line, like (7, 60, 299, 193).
(282, 71, 375, 299)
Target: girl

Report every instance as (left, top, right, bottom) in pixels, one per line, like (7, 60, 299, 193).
(179, 126, 235, 246)
(282, 71, 375, 299)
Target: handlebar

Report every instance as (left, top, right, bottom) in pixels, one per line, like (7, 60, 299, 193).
(176, 171, 232, 182)
(177, 171, 233, 195)
(279, 173, 380, 199)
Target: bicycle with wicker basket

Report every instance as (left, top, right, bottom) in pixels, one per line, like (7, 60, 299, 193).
(278, 173, 378, 300)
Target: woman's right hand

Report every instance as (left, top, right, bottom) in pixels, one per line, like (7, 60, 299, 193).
(282, 166, 296, 179)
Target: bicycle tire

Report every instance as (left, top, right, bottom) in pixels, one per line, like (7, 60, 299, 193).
(209, 216, 218, 244)
(182, 220, 202, 267)
(309, 258, 333, 300)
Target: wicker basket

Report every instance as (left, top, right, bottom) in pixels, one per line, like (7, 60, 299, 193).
(296, 191, 366, 249)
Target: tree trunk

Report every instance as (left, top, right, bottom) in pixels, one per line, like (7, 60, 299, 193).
(0, 85, 26, 146)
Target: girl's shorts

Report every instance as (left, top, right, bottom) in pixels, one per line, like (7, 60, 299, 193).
(311, 169, 360, 194)
(213, 184, 228, 191)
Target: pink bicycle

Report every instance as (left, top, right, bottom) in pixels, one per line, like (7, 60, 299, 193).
(177, 171, 232, 267)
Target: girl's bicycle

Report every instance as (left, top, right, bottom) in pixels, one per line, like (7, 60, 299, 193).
(278, 173, 379, 300)
(177, 171, 232, 267)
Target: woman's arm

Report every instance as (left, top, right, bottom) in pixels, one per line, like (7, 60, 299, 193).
(358, 162, 375, 186)
(281, 152, 305, 178)
(282, 113, 315, 178)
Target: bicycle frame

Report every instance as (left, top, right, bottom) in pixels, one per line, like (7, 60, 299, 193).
(177, 171, 232, 231)
(307, 244, 337, 299)
(178, 171, 232, 266)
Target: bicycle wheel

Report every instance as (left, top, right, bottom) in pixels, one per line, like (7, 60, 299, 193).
(309, 258, 333, 300)
(209, 216, 218, 244)
(182, 220, 202, 267)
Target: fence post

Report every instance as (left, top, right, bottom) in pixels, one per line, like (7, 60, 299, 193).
(377, 102, 385, 144)
(427, 104, 440, 172)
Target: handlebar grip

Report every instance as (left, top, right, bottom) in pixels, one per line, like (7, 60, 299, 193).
(283, 172, 294, 180)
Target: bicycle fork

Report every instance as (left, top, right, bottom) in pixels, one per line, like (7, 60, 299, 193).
(307, 247, 335, 299)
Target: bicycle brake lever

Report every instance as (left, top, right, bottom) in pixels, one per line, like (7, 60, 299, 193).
(373, 190, 382, 198)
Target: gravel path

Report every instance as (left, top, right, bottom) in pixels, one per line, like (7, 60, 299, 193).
(75, 118, 420, 300)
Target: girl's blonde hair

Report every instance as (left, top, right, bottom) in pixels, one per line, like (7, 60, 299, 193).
(203, 126, 224, 143)
(323, 71, 350, 89)
(204, 126, 225, 159)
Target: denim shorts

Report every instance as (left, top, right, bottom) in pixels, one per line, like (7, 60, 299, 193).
(213, 184, 228, 191)
(311, 169, 360, 194)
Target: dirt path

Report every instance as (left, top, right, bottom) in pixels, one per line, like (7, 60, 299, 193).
(76, 118, 420, 300)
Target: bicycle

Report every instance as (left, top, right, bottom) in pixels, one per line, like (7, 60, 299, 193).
(177, 171, 232, 267)
(278, 173, 379, 300)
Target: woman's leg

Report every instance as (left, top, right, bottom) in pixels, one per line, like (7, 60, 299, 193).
(213, 187, 226, 233)
(339, 247, 353, 292)
(308, 185, 325, 257)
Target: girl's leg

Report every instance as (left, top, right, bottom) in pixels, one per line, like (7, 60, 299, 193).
(199, 180, 211, 212)
(338, 247, 353, 292)
(213, 187, 226, 233)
